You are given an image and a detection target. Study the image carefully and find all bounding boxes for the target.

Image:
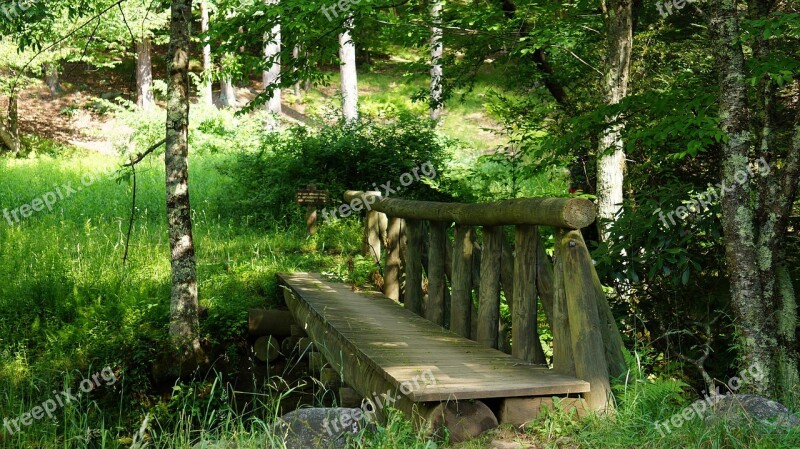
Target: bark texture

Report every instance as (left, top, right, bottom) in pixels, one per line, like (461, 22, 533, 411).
(137, 37, 156, 110)
(200, 0, 213, 105)
(166, 0, 202, 368)
(596, 0, 632, 240)
(263, 0, 282, 128)
(430, 0, 443, 121)
(339, 14, 358, 122)
(709, 0, 774, 397)
(0, 94, 19, 154)
(219, 76, 236, 107)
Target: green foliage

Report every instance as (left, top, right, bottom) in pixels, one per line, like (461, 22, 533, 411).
(223, 114, 453, 226)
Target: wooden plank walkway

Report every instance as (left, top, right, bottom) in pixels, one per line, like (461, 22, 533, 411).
(278, 272, 590, 403)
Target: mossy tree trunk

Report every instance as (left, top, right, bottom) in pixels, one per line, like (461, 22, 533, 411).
(709, 0, 799, 401)
(166, 0, 202, 370)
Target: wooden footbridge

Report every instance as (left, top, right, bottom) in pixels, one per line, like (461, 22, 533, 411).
(278, 191, 626, 437)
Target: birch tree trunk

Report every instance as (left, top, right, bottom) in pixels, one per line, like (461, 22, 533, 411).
(292, 44, 301, 97)
(136, 37, 156, 110)
(219, 75, 236, 107)
(339, 14, 358, 122)
(596, 0, 632, 241)
(430, 0, 443, 121)
(166, 0, 202, 367)
(263, 0, 281, 129)
(200, 0, 213, 105)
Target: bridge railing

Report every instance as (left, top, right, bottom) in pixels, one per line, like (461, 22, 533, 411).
(342, 191, 625, 411)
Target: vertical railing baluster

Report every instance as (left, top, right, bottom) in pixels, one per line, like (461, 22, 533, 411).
(403, 219, 424, 315)
(426, 221, 447, 326)
(477, 226, 502, 348)
(451, 225, 473, 338)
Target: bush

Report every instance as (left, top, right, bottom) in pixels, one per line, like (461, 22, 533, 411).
(223, 114, 454, 226)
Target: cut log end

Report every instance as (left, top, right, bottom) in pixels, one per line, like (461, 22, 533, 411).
(253, 336, 280, 362)
(425, 400, 498, 443)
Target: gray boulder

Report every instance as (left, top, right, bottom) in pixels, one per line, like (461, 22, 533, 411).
(274, 407, 370, 449)
(708, 394, 800, 428)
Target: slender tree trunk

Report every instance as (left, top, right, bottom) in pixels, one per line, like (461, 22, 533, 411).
(166, 0, 201, 368)
(430, 0, 443, 121)
(263, 0, 281, 129)
(200, 0, 213, 105)
(136, 37, 156, 110)
(709, 0, 773, 396)
(43, 63, 62, 96)
(596, 0, 632, 241)
(0, 94, 20, 155)
(219, 75, 236, 107)
(339, 14, 358, 122)
(292, 44, 301, 97)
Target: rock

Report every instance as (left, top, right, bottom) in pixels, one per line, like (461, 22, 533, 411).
(274, 407, 370, 449)
(100, 90, 123, 100)
(710, 394, 800, 428)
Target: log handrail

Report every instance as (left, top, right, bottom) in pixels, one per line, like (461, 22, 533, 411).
(344, 191, 596, 229)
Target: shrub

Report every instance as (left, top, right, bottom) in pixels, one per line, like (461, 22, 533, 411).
(223, 114, 454, 226)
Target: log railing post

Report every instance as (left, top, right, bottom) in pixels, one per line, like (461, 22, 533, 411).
(552, 229, 575, 376)
(403, 219, 424, 316)
(512, 225, 545, 363)
(559, 229, 612, 411)
(426, 221, 447, 326)
(384, 217, 402, 301)
(363, 209, 386, 265)
(477, 226, 502, 348)
(451, 224, 473, 338)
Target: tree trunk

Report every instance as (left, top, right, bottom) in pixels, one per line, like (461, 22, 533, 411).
(429, 0, 443, 121)
(263, 0, 281, 129)
(43, 63, 62, 96)
(166, 0, 202, 369)
(595, 0, 632, 241)
(200, 0, 213, 105)
(136, 37, 156, 110)
(292, 45, 302, 97)
(339, 14, 358, 122)
(219, 76, 236, 107)
(0, 93, 20, 155)
(709, 0, 773, 396)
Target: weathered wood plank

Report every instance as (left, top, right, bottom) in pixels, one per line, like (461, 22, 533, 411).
(560, 230, 612, 411)
(278, 272, 590, 403)
(477, 226, 502, 349)
(426, 221, 448, 326)
(451, 225, 474, 338)
(404, 219, 424, 315)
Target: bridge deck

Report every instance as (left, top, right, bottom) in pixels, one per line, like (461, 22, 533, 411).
(278, 272, 589, 402)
